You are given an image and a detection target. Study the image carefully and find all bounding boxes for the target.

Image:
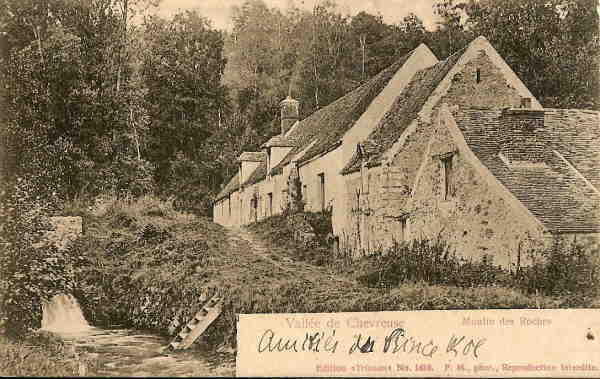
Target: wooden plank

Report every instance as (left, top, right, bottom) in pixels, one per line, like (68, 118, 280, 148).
(168, 294, 223, 351)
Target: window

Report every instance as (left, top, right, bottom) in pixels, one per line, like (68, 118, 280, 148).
(228, 197, 231, 217)
(400, 217, 408, 241)
(476, 68, 481, 83)
(441, 155, 454, 200)
(318, 173, 325, 211)
(268, 193, 273, 216)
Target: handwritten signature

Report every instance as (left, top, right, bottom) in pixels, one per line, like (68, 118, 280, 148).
(257, 328, 486, 358)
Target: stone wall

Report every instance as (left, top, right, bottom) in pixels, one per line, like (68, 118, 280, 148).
(407, 114, 547, 268)
(339, 46, 544, 266)
(439, 50, 524, 109)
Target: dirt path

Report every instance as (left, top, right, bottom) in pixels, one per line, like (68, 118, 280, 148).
(226, 227, 296, 269)
(224, 227, 356, 287)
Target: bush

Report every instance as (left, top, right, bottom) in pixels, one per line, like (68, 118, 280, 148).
(357, 238, 506, 289)
(304, 210, 333, 246)
(0, 332, 96, 376)
(0, 178, 77, 337)
(517, 237, 599, 300)
(111, 156, 156, 198)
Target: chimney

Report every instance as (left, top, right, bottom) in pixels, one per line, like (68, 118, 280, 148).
(501, 106, 544, 132)
(280, 96, 299, 136)
(499, 101, 547, 164)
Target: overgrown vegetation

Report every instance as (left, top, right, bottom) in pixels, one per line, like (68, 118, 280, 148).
(249, 211, 335, 266)
(0, 331, 96, 377)
(64, 200, 576, 352)
(249, 212, 600, 308)
(2, 190, 595, 368)
(517, 238, 600, 305)
(356, 239, 508, 289)
(0, 178, 79, 337)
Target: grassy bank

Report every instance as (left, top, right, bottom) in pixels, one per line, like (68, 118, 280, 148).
(0, 331, 96, 376)
(70, 198, 587, 354)
(250, 213, 600, 307)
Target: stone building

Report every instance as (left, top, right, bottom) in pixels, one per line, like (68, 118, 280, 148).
(213, 36, 600, 269)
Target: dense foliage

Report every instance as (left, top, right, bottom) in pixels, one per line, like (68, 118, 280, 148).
(0, 0, 597, 215)
(0, 178, 77, 336)
(0, 331, 96, 376)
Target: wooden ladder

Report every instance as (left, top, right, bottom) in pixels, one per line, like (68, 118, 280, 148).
(167, 293, 223, 351)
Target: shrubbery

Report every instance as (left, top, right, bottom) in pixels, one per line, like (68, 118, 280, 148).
(0, 178, 78, 336)
(357, 238, 507, 289)
(0, 331, 96, 376)
(249, 211, 336, 266)
(250, 212, 599, 305)
(517, 238, 599, 304)
(355, 236, 598, 303)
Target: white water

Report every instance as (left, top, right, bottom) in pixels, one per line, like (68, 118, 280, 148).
(41, 293, 91, 333)
(38, 293, 234, 376)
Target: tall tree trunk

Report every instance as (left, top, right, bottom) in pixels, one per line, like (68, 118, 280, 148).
(359, 35, 366, 82)
(116, 0, 129, 94)
(130, 108, 141, 160)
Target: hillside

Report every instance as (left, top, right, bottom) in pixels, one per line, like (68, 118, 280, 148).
(71, 197, 588, 359)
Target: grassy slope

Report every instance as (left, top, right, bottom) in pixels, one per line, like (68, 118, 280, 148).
(0, 332, 97, 376)
(73, 198, 569, 354)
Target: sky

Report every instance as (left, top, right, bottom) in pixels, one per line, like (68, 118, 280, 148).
(151, 0, 441, 31)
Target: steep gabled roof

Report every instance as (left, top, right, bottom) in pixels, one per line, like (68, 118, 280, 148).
(453, 108, 600, 234)
(270, 48, 419, 175)
(341, 48, 465, 174)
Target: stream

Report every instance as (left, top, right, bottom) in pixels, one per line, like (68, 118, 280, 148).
(41, 294, 235, 377)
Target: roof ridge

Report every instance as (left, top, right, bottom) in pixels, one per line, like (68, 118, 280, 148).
(300, 46, 419, 120)
(543, 108, 600, 114)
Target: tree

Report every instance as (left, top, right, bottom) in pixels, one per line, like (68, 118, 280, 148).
(141, 11, 227, 211)
(0, 0, 161, 198)
(461, 0, 599, 109)
(349, 12, 389, 82)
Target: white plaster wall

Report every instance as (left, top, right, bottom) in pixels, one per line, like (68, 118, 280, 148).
(297, 146, 345, 226)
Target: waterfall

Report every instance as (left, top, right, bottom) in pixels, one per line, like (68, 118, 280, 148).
(41, 294, 90, 333)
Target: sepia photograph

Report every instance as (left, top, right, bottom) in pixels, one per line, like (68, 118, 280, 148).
(0, 0, 598, 376)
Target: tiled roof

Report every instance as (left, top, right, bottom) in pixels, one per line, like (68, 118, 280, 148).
(543, 108, 600, 189)
(237, 152, 266, 162)
(341, 48, 465, 175)
(270, 48, 418, 175)
(261, 135, 295, 148)
(216, 48, 419, 200)
(216, 150, 269, 201)
(454, 108, 600, 234)
(244, 160, 268, 187)
(215, 172, 239, 201)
